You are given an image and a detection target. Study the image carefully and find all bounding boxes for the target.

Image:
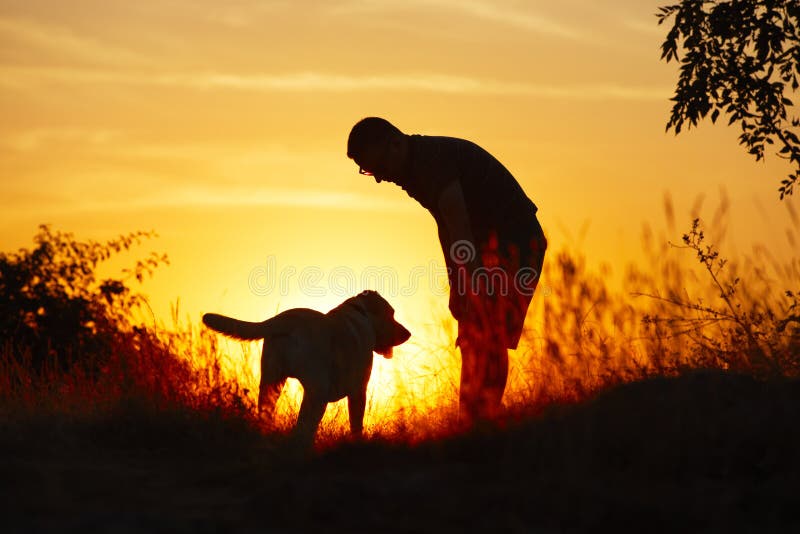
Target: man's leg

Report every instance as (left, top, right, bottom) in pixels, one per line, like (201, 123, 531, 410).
(458, 232, 544, 424)
(457, 324, 509, 423)
(480, 343, 508, 418)
(458, 333, 483, 424)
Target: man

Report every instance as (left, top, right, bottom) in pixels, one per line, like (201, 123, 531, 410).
(347, 117, 547, 423)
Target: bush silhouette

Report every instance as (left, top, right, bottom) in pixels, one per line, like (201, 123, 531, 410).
(0, 224, 168, 373)
(631, 217, 800, 377)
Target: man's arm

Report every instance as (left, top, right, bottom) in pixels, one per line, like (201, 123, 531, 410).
(438, 179, 476, 248)
(437, 179, 480, 320)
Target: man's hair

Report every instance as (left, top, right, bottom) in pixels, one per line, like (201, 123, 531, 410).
(347, 117, 403, 159)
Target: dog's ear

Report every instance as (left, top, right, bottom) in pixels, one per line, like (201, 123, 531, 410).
(393, 320, 411, 345)
(374, 320, 410, 359)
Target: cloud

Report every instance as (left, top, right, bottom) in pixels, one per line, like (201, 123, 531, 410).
(0, 17, 149, 67)
(331, 0, 584, 40)
(429, 0, 583, 40)
(0, 128, 121, 151)
(54, 187, 415, 215)
(149, 187, 412, 211)
(0, 66, 670, 101)
(621, 16, 666, 37)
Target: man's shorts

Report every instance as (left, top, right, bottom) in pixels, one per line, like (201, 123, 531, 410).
(453, 223, 547, 350)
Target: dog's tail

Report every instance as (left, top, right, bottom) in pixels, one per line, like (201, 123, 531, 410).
(202, 313, 270, 340)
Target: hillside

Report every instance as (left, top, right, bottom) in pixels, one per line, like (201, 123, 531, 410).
(2, 370, 798, 533)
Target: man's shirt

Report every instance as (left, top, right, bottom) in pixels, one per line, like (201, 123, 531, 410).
(399, 135, 540, 255)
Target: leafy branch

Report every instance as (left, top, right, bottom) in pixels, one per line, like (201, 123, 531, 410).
(658, 0, 800, 198)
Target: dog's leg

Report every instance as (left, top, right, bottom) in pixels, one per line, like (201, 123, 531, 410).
(259, 340, 288, 428)
(258, 377, 285, 427)
(293, 392, 327, 448)
(347, 388, 367, 437)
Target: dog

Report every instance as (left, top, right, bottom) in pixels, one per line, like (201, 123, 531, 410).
(202, 290, 410, 445)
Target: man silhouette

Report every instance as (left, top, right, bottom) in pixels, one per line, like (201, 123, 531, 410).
(347, 117, 547, 423)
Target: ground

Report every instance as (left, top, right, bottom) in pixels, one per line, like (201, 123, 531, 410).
(2, 370, 799, 533)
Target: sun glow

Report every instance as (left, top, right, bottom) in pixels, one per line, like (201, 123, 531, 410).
(202, 296, 464, 437)
(4, 0, 799, 444)
(202, 288, 553, 440)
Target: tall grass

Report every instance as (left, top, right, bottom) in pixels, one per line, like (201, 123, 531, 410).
(504, 199, 799, 415)
(1, 208, 798, 447)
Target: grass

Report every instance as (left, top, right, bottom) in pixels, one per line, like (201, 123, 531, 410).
(2, 370, 798, 532)
(1, 213, 799, 531)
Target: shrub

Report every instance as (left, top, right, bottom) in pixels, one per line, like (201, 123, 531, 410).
(0, 224, 167, 373)
(634, 218, 800, 377)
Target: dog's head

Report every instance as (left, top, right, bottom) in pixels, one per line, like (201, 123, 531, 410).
(353, 290, 411, 359)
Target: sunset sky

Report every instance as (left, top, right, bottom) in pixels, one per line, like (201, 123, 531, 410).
(1, 0, 797, 338)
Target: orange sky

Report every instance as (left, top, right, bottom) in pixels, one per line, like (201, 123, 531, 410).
(1, 0, 798, 339)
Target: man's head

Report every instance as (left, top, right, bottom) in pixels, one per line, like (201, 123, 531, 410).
(347, 117, 408, 183)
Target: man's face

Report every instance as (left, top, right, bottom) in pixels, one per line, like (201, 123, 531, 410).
(355, 139, 401, 184)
